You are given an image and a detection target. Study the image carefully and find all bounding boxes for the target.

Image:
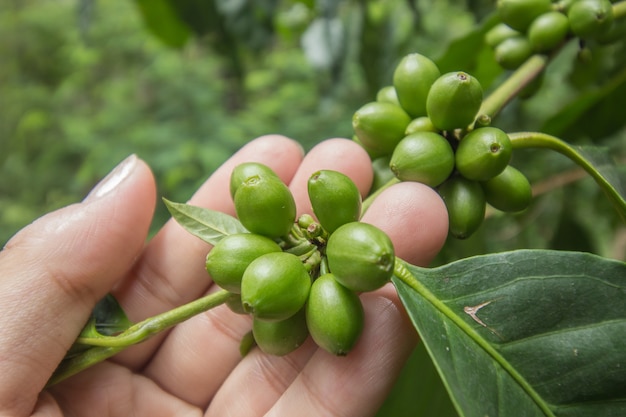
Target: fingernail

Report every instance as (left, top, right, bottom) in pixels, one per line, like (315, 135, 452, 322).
(84, 154, 138, 201)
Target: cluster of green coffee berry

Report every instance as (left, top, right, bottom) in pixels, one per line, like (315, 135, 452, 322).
(352, 53, 533, 239)
(487, 0, 624, 71)
(205, 162, 395, 356)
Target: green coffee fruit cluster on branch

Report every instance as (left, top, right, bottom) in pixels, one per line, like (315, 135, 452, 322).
(487, 0, 623, 72)
(206, 162, 395, 356)
(352, 53, 533, 239)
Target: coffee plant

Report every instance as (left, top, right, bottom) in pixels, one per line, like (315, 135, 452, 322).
(47, 1, 626, 416)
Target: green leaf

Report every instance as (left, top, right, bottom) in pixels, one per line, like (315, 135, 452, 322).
(134, 0, 191, 48)
(80, 294, 133, 338)
(393, 250, 626, 417)
(434, 13, 503, 90)
(66, 294, 132, 359)
(163, 198, 247, 245)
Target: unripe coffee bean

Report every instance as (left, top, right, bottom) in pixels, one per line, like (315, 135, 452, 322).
(426, 72, 483, 131)
(376, 85, 401, 106)
(481, 165, 533, 212)
(370, 156, 395, 193)
(308, 170, 362, 233)
(494, 36, 533, 70)
(206, 233, 282, 293)
(438, 176, 486, 239)
(241, 252, 311, 321)
(230, 162, 280, 199)
(353, 101, 411, 157)
(390, 132, 455, 187)
(485, 23, 522, 48)
(326, 222, 395, 292)
(455, 127, 512, 181)
(234, 175, 296, 238)
(253, 308, 309, 356)
(568, 0, 614, 39)
(528, 12, 570, 52)
(306, 273, 364, 356)
(497, 0, 553, 31)
(405, 116, 438, 135)
(393, 53, 441, 117)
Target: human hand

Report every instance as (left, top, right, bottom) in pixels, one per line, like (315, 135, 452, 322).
(0, 135, 448, 416)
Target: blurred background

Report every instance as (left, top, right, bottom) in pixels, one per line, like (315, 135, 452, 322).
(1, 1, 625, 415)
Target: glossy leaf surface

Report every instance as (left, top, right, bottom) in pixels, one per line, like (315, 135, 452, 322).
(393, 250, 626, 417)
(163, 198, 247, 245)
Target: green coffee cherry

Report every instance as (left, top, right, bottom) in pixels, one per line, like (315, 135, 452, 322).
(308, 170, 362, 234)
(352, 134, 385, 160)
(241, 252, 311, 321)
(426, 72, 483, 131)
(595, 18, 626, 45)
(370, 156, 395, 193)
(353, 101, 411, 157)
(481, 165, 533, 212)
(494, 36, 533, 70)
(252, 308, 309, 356)
(405, 116, 438, 135)
(393, 53, 441, 118)
(455, 127, 512, 181)
(528, 12, 570, 52)
(205, 233, 282, 293)
(230, 162, 280, 199)
(306, 273, 364, 356)
(497, 0, 553, 31)
(234, 175, 296, 238)
(326, 222, 395, 292)
(389, 132, 455, 187)
(485, 23, 522, 48)
(438, 176, 486, 239)
(567, 0, 614, 39)
(226, 293, 247, 315)
(376, 85, 401, 106)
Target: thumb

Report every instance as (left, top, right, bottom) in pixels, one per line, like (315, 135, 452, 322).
(0, 155, 156, 415)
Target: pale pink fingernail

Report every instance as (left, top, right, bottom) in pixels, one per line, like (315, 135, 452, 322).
(84, 154, 137, 201)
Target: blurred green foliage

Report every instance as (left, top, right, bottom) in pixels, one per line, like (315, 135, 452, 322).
(0, 0, 356, 243)
(2, 0, 625, 415)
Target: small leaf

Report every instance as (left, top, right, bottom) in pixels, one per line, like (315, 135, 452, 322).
(87, 294, 133, 337)
(163, 198, 248, 245)
(394, 250, 626, 417)
(68, 294, 132, 357)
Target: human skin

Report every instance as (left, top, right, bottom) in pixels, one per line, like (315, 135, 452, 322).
(0, 135, 448, 417)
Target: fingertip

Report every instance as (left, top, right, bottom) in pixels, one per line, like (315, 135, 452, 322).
(229, 134, 305, 183)
(361, 182, 448, 266)
(190, 135, 305, 215)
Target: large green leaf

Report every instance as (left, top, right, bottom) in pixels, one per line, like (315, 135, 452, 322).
(393, 250, 626, 417)
(377, 343, 458, 417)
